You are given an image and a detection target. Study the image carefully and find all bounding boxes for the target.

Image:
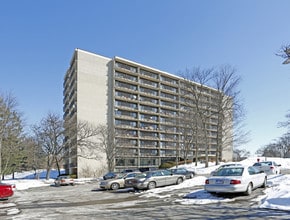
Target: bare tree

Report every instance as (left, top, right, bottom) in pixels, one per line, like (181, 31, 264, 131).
(64, 119, 120, 177)
(64, 119, 103, 171)
(21, 136, 46, 175)
(96, 124, 116, 172)
(278, 111, 290, 131)
(255, 131, 290, 158)
(75, 120, 101, 160)
(276, 44, 290, 64)
(179, 110, 194, 164)
(256, 143, 281, 158)
(179, 65, 248, 166)
(179, 107, 202, 166)
(91, 124, 132, 172)
(233, 148, 250, 161)
(0, 92, 24, 180)
(32, 112, 64, 179)
(211, 65, 250, 164)
(278, 133, 290, 158)
(180, 67, 215, 167)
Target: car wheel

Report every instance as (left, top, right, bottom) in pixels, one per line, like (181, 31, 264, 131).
(176, 177, 183, 185)
(110, 183, 120, 190)
(245, 183, 253, 195)
(261, 177, 267, 188)
(189, 173, 194, 179)
(147, 181, 156, 190)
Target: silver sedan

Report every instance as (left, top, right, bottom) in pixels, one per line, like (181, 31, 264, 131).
(99, 172, 140, 190)
(128, 169, 185, 190)
(204, 165, 267, 195)
(253, 161, 281, 175)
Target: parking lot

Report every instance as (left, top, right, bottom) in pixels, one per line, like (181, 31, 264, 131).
(1, 177, 290, 220)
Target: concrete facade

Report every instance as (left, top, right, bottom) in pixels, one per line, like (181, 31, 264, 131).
(63, 49, 233, 178)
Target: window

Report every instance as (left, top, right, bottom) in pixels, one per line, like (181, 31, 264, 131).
(140, 140, 158, 147)
(140, 122, 158, 130)
(160, 76, 177, 84)
(115, 91, 137, 100)
(115, 110, 137, 118)
(115, 100, 137, 109)
(140, 105, 158, 113)
(248, 167, 259, 175)
(140, 87, 158, 96)
(160, 100, 177, 108)
(140, 79, 158, 87)
(139, 96, 158, 104)
(140, 69, 158, 79)
(115, 62, 137, 73)
(160, 84, 177, 92)
(115, 71, 137, 81)
(140, 114, 158, 121)
(115, 119, 137, 127)
(160, 92, 177, 100)
(115, 81, 137, 90)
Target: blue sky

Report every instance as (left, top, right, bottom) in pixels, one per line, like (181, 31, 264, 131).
(1, 0, 290, 154)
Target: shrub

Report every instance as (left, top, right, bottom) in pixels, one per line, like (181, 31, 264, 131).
(70, 174, 77, 179)
(159, 161, 176, 169)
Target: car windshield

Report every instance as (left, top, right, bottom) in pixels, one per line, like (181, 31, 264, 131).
(254, 161, 274, 166)
(214, 167, 244, 176)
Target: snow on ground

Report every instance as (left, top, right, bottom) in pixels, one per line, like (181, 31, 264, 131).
(2, 157, 290, 212)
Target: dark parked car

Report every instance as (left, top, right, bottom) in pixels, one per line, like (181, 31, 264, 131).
(170, 168, 195, 179)
(0, 183, 15, 199)
(103, 172, 119, 180)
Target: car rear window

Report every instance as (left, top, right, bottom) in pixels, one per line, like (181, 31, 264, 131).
(215, 167, 244, 176)
(261, 162, 272, 166)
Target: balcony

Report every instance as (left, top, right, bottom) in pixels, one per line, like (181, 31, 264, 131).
(140, 69, 159, 80)
(115, 61, 137, 73)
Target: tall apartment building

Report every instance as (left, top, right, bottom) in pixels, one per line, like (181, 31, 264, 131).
(63, 49, 233, 178)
